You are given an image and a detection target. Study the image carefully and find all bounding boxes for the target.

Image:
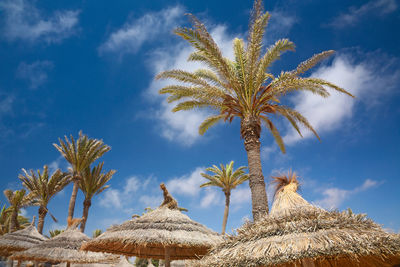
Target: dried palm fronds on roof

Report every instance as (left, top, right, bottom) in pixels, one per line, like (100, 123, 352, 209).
(199, 171, 400, 267)
(0, 217, 47, 257)
(82, 183, 222, 263)
(10, 219, 119, 264)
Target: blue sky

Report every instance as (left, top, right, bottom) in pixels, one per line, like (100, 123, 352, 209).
(0, 0, 399, 237)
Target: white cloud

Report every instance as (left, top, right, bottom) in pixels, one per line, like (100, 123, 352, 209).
(329, 0, 397, 28)
(146, 25, 236, 146)
(200, 188, 220, 208)
(16, 61, 54, 89)
(99, 175, 157, 212)
(314, 179, 381, 209)
(0, 94, 13, 115)
(166, 167, 206, 196)
(266, 10, 297, 42)
(99, 6, 184, 55)
(139, 195, 163, 208)
(0, 0, 79, 43)
(124, 176, 140, 195)
(230, 187, 251, 205)
(283, 53, 400, 145)
(99, 188, 122, 209)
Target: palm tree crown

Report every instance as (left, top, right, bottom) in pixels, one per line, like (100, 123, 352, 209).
(53, 131, 111, 220)
(3, 189, 34, 232)
(79, 162, 115, 232)
(19, 165, 71, 234)
(201, 161, 249, 194)
(157, 0, 353, 220)
(200, 161, 249, 234)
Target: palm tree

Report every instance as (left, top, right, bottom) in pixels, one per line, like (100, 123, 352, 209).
(79, 162, 115, 232)
(19, 165, 71, 234)
(3, 189, 34, 232)
(92, 229, 102, 238)
(53, 131, 111, 221)
(200, 161, 249, 234)
(0, 204, 10, 235)
(49, 229, 64, 238)
(157, 0, 353, 220)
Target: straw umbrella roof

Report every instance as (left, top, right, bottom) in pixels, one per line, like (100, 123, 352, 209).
(81, 183, 222, 261)
(0, 217, 47, 257)
(200, 171, 400, 267)
(10, 220, 119, 264)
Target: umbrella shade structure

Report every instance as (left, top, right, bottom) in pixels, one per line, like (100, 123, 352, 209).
(82, 183, 222, 266)
(0, 218, 47, 257)
(199, 172, 400, 267)
(10, 221, 119, 265)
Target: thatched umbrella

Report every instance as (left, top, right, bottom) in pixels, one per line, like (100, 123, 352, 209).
(10, 219, 119, 267)
(0, 217, 47, 258)
(81, 183, 222, 267)
(199, 171, 400, 267)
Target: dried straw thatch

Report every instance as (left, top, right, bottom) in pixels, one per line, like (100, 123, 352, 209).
(199, 171, 400, 267)
(10, 220, 119, 265)
(0, 217, 47, 257)
(82, 183, 222, 264)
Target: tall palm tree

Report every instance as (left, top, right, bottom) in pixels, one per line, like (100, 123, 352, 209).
(19, 165, 71, 234)
(53, 131, 111, 221)
(200, 161, 249, 234)
(157, 0, 353, 220)
(3, 189, 34, 232)
(78, 162, 115, 232)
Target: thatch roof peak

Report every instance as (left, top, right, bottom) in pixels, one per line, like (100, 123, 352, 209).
(159, 183, 178, 210)
(30, 215, 36, 226)
(270, 171, 315, 216)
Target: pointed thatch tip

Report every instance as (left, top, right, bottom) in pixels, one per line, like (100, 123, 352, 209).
(159, 183, 178, 209)
(31, 216, 36, 226)
(271, 170, 299, 198)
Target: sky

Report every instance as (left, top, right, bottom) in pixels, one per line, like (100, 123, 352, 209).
(0, 0, 399, 237)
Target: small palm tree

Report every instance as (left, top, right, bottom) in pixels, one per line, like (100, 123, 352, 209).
(53, 131, 111, 221)
(79, 162, 115, 232)
(19, 165, 71, 234)
(157, 0, 353, 220)
(3, 189, 34, 232)
(92, 229, 102, 238)
(200, 161, 249, 234)
(49, 229, 64, 238)
(0, 204, 10, 235)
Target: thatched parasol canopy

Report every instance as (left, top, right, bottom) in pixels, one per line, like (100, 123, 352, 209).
(81, 183, 222, 266)
(10, 220, 119, 265)
(199, 171, 400, 267)
(0, 217, 47, 257)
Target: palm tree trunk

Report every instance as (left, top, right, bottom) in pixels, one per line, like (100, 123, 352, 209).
(37, 206, 47, 234)
(67, 180, 79, 220)
(221, 191, 230, 235)
(80, 198, 91, 233)
(9, 209, 18, 233)
(241, 117, 269, 221)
